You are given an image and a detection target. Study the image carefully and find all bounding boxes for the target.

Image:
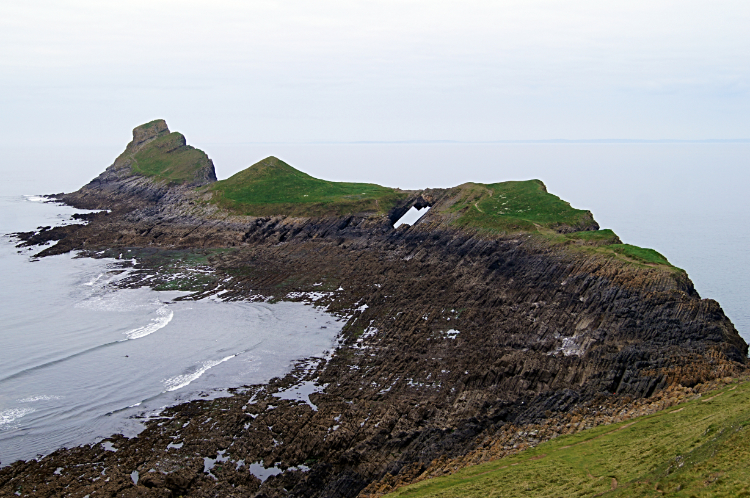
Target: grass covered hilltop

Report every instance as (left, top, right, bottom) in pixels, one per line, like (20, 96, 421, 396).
(208, 156, 409, 217)
(445, 179, 597, 233)
(105, 119, 675, 270)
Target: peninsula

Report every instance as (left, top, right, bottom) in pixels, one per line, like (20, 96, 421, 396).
(3, 120, 747, 497)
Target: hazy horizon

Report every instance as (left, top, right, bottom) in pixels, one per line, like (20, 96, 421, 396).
(2, 1, 749, 147)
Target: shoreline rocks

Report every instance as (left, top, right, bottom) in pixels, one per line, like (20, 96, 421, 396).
(2, 129, 747, 496)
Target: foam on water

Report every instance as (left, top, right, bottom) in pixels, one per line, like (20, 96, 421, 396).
(163, 354, 239, 392)
(0, 408, 35, 426)
(17, 395, 63, 403)
(124, 306, 174, 340)
(83, 273, 105, 286)
(74, 272, 169, 314)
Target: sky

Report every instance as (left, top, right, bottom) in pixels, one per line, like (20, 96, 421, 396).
(1, 1, 749, 336)
(1, 0, 749, 146)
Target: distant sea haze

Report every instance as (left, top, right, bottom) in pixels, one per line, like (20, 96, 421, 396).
(202, 139, 750, 145)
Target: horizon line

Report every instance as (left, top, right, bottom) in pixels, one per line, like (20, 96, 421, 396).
(203, 138, 750, 145)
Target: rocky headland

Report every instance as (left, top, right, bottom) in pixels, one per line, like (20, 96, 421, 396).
(2, 120, 747, 497)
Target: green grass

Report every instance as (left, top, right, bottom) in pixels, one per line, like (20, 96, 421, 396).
(439, 182, 676, 268)
(386, 381, 750, 497)
(445, 180, 596, 233)
(128, 131, 213, 185)
(540, 231, 675, 268)
(209, 156, 407, 217)
(606, 244, 672, 266)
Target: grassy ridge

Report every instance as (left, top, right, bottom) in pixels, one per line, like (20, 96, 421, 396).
(210, 156, 407, 217)
(386, 381, 750, 497)
(117, 122, 675, 269)
(209, 161, 674, 267)
(446, 180, 596, 233)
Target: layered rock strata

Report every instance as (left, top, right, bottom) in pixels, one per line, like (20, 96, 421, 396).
(2, 122, 746, 498)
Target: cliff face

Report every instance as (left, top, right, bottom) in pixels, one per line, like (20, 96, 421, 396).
(4, 121, 747, 498)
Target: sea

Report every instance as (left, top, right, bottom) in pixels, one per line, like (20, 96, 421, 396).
(0, 142, 748, 466)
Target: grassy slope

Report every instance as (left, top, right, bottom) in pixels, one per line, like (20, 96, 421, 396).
(607, 244, 672, 266)
(542, 231, 676, 269)
(444, 180, 595, 233)
(128, 131, 212, 185)
(386, 381, 750, 498)
(209, 156, 407, 217)
(438, 180, 674, 269)
(564, 228, 620, 244)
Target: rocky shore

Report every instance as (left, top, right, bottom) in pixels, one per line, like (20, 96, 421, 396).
(1, 121, 746, 497)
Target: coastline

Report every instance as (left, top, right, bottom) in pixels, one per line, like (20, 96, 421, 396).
(0, 206, 345, 469)
(2, 205, 745, 496)
(1, 122, 746, 497)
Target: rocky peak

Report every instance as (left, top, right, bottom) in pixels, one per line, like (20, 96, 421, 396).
(130, 119, 170, 151)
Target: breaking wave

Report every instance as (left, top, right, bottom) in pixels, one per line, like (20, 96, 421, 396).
(163, 355, 237, 392)
(124, 306, 173, 340)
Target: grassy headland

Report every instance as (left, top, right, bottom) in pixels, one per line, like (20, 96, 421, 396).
(117, 122, 675, 269)
(443, 180, 598, 233)
(432, 180, 674, 268)
(209, 156, 408, 217)
(385, 379, 750, 497)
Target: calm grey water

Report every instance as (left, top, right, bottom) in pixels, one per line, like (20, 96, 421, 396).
(0, 142, 747, 465)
